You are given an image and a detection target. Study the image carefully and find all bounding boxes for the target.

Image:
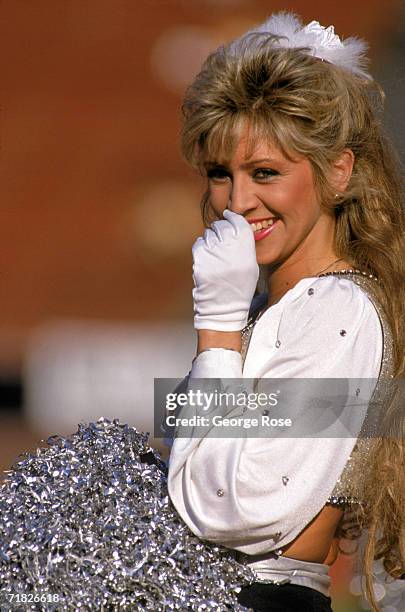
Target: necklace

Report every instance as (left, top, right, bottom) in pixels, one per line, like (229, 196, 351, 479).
(315, 258, 343, 275)
(256, 258, 344, 312)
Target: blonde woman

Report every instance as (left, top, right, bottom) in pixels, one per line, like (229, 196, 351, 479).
(167, 12, 405, 611)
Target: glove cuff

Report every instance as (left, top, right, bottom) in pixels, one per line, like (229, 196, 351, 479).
(194, 313, 248, 332)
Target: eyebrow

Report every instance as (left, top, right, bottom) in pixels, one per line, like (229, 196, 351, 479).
(203, 157, 279, 169)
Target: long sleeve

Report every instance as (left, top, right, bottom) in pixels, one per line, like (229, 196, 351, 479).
(190, 347, 243, 378)
(167, 276, 383, 554)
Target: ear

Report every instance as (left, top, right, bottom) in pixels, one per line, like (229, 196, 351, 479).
(330, 149, 354, 193)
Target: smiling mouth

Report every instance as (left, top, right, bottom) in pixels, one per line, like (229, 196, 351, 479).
(248, 218, 278, 232)
(247, 217, 280, 242)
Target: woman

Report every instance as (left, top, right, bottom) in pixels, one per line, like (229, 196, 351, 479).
(0, 11, 403, 612)
(167, 12, 405, 612)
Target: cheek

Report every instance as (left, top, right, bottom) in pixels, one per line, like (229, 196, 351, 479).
(295, 165, 319, 204)
(276, 172, 319, 219)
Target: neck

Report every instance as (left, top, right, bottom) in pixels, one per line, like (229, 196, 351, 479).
(264, 214, 353, 307)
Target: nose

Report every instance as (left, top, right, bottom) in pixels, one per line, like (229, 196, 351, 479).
(227, 176, 260, 216)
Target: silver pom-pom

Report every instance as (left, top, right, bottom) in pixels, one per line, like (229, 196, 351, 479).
(0, 418, 253, 610)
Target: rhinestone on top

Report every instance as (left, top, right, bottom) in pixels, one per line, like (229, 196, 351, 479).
(242, 270, 394, 513)
(326, 272, 394, 510)
(216, 488, 224, 497)
(340, 329, 347, 336)
(318, 268, 379, 283)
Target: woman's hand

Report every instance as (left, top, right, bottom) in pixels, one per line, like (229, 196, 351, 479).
(192, 209, 259, 332)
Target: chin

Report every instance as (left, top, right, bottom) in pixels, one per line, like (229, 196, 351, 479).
(255, 249, 282, 267)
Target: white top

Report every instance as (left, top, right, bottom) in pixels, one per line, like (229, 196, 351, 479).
(167, 276, 383, 555)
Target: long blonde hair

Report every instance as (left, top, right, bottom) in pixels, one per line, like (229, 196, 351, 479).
(179, 32, 405, 610)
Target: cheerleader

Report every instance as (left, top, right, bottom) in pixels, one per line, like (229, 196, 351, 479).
(167, 12, 405, 612)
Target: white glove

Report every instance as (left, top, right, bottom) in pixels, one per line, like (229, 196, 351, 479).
(192, 209, 259, 331)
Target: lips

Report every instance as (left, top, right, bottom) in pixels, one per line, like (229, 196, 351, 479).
(247, 217, 280, 241)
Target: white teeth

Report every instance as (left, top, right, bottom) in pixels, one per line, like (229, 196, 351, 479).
(252, 218, 276, 231)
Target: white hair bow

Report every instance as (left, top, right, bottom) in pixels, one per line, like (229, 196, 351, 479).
(229, 11, 371, 80)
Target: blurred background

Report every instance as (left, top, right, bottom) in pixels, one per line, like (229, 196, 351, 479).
(1, 1, 404, 610)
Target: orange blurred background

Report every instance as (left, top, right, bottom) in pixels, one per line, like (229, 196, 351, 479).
(1, 1, 404, 610)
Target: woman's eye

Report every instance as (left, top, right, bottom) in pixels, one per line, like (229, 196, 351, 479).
(207, 167, 279, 182)
(207, 168, 229, 181)
(254, 168, 278, 180)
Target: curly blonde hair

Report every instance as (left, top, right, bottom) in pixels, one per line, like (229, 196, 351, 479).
(179, 31, 405, 611)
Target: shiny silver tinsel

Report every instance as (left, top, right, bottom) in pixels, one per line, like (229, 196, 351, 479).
(0, 418, 253, 611)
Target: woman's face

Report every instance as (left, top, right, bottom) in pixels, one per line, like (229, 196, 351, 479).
(203, 127, 335, 269)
